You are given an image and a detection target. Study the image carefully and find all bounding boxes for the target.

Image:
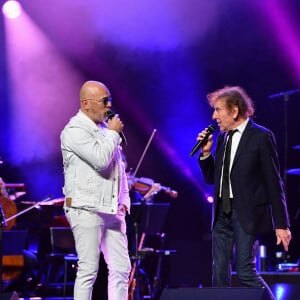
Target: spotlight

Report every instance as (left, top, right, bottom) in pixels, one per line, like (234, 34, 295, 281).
(206, 194, 214, 204)
(2, 0, 22, 19)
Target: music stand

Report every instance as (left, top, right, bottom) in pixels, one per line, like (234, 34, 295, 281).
(129, 202, 170, 300)
(130, 202, 170, 235)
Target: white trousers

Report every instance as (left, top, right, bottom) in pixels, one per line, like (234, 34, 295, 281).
(65, 208, 131, 300)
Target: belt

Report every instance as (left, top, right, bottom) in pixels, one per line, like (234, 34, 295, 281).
(65, 197, 96, 213)
(67, 206, 95, 213)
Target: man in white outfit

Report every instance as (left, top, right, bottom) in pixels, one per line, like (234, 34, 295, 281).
(60, 80, 131, 300)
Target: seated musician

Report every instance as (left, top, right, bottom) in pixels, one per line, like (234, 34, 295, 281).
(0, 177, 38, 297)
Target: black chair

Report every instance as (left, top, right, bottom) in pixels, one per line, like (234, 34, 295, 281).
(44, 227, 77, 297)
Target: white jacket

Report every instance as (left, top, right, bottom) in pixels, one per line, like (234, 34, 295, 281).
(60, 110, 130, 214)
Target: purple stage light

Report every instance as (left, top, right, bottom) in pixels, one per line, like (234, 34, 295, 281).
(257, 0, 300, 83)
(2, 0, 21, 19)
(206, 194, 214, 204)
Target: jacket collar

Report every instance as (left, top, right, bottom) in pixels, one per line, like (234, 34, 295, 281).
(232, 119, 255, 165)
(75, 110, 107, 131)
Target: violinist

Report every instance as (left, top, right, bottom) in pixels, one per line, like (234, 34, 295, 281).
(122, 151, 178, 300)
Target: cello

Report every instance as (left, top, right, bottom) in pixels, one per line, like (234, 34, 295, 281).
(0, 195, 24, 282)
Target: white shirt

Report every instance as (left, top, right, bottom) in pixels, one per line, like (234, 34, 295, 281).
(222, 118, 249, 197)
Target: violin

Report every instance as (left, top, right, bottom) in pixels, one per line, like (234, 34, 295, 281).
(127, 175, 178, 199)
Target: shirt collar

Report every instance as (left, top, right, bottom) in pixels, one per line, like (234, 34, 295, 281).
(234, 118, 249, 134)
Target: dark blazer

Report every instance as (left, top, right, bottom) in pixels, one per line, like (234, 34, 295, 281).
(199, 119, 290, 234)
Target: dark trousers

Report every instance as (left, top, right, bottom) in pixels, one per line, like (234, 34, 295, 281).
(212, 207, 275, 300)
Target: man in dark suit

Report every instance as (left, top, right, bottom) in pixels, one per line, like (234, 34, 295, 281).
(197, 86, 291, 300)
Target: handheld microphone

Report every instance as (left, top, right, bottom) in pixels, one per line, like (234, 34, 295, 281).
(190, 124, 216, 157)
(107, 109, 127, 146)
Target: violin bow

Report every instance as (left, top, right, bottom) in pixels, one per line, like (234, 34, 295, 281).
(5, 195, 52, 223)
(131, 129, 157, 179)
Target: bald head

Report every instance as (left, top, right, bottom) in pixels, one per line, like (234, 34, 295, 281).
(79, 80, 112, 124)
(80, 81, 108, 103)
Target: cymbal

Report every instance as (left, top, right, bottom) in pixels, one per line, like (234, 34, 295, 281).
(286, 168, 300, 175)
(293, 145, 300, 150)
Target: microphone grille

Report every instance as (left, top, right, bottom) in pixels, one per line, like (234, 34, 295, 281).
(107, 109, 116, 120)
(208, 124, 216, 133)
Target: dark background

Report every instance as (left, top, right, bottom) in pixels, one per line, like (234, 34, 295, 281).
(1, 0, 300, 289)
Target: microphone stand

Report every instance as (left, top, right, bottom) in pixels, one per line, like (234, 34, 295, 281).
(268, 88, 300, 187)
